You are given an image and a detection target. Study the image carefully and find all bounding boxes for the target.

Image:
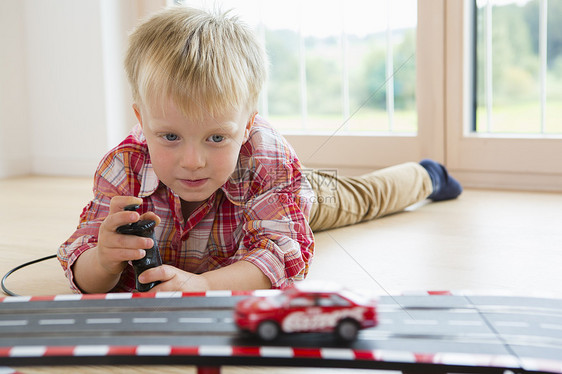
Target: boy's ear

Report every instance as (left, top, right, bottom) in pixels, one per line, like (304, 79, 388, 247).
(133, 104, 143, 128)
(243, 112, 257, 143)
(243, 123, 251, 143)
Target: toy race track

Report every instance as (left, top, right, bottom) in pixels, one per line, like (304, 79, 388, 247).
(0, 290, 561, 374)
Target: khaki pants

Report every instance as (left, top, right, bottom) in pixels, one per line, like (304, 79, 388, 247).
(308, 162, 432, 232)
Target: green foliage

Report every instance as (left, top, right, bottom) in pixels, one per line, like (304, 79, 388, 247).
(266, 29, 300, 116)
(304, 37, 343, 116)
(263, 27, 416, 120)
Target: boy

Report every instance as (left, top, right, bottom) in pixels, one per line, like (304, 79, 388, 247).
(58, 6, 461, 294)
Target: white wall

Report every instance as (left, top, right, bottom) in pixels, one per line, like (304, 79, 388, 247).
(0, 1, 32, 176)
(25, 0, 110, 177)
(0, 0, 166, 178)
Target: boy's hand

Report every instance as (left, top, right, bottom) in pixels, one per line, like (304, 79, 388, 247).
(139, 265, 210, 293)
(97, 196, 161, 275)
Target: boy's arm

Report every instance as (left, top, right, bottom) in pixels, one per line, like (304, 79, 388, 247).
(72, 246, 122, 294)
(141, 261, 271, 292)
(201, 261, 272, 290)
(239, 188, 315, 289)
(58, 132, 152, 293)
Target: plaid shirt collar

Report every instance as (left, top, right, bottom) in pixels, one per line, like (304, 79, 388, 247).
(137, 161, 160, 198)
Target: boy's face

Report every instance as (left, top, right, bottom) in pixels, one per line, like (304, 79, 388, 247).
(134, 99, 252, 205)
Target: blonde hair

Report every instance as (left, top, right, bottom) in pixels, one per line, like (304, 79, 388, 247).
(125, 6, 267, 119)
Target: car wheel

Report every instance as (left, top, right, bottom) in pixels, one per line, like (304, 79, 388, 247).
(335, 319, 359, 342)
(257, 321, 280, 341)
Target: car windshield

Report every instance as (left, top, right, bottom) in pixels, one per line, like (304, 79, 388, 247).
(268, 293, 289, 307)
(339, 289, 370, 305)
(317, 294, 352, 307)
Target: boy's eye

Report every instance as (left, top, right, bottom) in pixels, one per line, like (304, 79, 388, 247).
(208, 135, 224, 143)
(164, 133, 178, 141)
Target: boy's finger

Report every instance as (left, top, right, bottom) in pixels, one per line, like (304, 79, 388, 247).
(101, 210, 141, 232)
(140, 211, 161, 226)
(138, 265, 168, 284)
(111, 233, 153, 251)
(108, 196, 143, 215)
(104, 247, 147, 263)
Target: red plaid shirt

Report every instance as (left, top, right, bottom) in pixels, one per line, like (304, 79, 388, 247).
(58, 115, 314, 292)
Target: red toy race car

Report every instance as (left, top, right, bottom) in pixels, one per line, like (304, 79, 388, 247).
(235, 283, 377, 341)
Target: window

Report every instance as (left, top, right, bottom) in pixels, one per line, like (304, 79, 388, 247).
(475, 0, 562, 135)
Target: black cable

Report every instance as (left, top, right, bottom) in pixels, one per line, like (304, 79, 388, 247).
(1, 254, 57, 297)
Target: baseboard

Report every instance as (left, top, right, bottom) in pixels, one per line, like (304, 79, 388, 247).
(452, 170, 562, 193)
(0, 158, 32, 178)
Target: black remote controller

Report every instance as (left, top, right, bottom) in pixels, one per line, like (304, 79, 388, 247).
(116, 204, 162, 292)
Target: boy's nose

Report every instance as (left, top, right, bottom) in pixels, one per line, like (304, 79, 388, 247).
(180, 145, 205, 170)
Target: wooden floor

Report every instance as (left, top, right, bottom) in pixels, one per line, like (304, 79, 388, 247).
(1, 176, 561, 373)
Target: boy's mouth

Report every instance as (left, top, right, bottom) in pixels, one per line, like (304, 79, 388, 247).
(180, 178, 208, 188)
